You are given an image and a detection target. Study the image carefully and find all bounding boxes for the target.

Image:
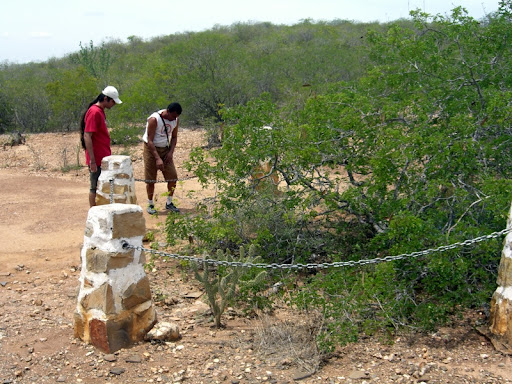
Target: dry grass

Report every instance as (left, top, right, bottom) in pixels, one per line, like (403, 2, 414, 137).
(250, 311, 324, 374)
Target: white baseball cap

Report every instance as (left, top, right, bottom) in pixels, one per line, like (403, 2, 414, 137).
(102, 86, 122, 104)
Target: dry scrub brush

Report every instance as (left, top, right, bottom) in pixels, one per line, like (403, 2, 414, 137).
(251, 312, 325, 375)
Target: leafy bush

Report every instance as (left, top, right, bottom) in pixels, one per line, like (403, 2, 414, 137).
(178, 2, 512, 345)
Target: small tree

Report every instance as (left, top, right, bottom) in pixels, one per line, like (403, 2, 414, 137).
(46, 67, 98, 131)
(71, 40, 112, 79)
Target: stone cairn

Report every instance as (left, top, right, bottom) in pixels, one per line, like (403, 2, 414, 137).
(490, 202, 512, 351)
(95, 155, 137, 206)
(74, 204, 157, 353)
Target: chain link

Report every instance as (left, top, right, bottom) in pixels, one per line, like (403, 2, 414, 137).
(122, 227, 512, 271)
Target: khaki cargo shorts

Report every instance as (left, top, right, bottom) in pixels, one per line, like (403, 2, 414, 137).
(143, 143, 177, 183)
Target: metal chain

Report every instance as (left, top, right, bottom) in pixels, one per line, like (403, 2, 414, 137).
(107, 175, 198, 202)
(122, 227, 512, 271)
(109, 179, 114, 204)
(107, 175, 197, 184)
(108, 173, 512, 269)
(133, 176, 197, 184)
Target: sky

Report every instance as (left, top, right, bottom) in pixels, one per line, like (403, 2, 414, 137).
(0, 0, 501, 64)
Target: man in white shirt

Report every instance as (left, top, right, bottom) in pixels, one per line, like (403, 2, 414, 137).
(142, 102, 182, 214)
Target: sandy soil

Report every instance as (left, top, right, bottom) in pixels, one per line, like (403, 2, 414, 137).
(0, 130, 511, 384)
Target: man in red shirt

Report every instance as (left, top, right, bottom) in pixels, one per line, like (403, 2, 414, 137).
(80, 86, 122, 207)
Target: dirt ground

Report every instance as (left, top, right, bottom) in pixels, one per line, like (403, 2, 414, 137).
(0, 130, 511, 384)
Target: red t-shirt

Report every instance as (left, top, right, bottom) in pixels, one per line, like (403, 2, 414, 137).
(84, 105, 111, 167)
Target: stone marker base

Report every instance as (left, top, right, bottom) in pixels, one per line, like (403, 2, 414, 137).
(489, 204, 512, 353)
(74, 299, 157, 353)
(489, 290, 512, 354)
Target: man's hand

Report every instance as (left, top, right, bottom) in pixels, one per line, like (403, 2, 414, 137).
(156, 156, 164, 170)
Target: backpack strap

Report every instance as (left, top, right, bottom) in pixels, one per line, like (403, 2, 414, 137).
(159, 113, 170, 148)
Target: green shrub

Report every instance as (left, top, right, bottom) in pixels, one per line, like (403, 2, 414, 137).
(110, 125, 142, 146)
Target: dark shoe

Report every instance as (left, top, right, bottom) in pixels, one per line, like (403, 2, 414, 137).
(147, 205, 157, 215)
(166, 201, 180, 213)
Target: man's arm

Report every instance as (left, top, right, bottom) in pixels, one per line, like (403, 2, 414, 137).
(165, 120, 179, 164)
(83, 132, 97, 172)
(146, 117, 164, 171)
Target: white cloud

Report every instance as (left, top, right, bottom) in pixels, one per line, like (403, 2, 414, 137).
(82, 11, 104, 17)
(30, 32, 52, 39)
